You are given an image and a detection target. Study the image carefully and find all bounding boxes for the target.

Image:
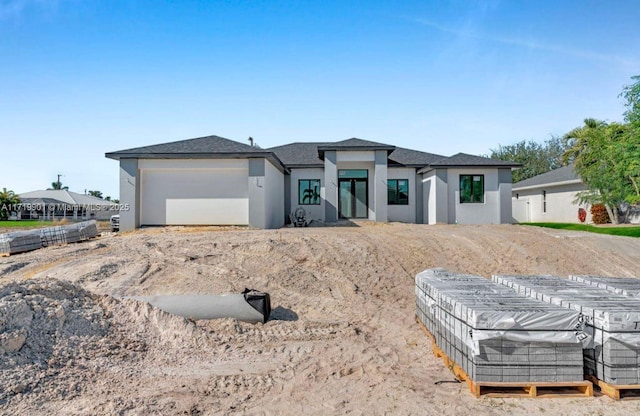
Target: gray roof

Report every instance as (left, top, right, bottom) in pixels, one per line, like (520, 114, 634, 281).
(418, 153, 520, 172)
(317, 137, 396, 150)
(512, 165, 580, 189)
(268, 142, 446, 168)
(388, 147, 445, 167)
(105, 135, 287, 172)
(268, 142, 326, 167)
(106, 134, 517, 172)
(19, 190, 113, 206)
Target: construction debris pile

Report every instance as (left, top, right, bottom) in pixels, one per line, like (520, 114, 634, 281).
(493, 275, 640, 385)
(415, 269, 585, 383)
(0, 220, 99, 256)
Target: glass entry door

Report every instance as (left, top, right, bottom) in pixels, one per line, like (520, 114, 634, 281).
(339, 178, 368, 219)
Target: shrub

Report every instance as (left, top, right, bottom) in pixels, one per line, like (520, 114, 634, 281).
(590, 204, 611, 224)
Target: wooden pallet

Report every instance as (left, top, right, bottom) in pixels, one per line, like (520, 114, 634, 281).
(587, 375, 640, 400)
(415, 316, 593, 398)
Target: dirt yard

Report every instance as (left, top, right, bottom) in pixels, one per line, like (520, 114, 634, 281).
(1, 223, 640, 415)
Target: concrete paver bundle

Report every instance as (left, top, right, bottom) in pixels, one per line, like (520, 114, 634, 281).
(415, 269, 585, 383)
(0, 230, 43, 255)
(569, 275, 640, 298)
(493, 274, 640, 385)
(0, 220, 99, 255)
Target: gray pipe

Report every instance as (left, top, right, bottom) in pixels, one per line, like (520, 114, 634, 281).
(125, 289, 270, 323)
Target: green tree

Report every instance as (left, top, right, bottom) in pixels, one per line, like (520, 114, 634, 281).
(49, 181, 69, 190)
(0, 187, 21, 220)
(489, 136, 568, 183)
(619, 75, 640, 204)
(88, 190, 103, 199)
(562, 119, 632, 224)
(620, 75, 640, 124)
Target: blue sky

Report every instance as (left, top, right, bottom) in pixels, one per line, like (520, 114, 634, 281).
(1, 0, 638, 198)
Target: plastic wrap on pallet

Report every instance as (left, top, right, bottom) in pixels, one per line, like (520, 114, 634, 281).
(493, 274, 640, 385)
(39, 226, 67, 246)
(415, 268, 585, 383)
(62, 220, 99, 243)
(569, 275, 640, 298)
(0, 230, 43, 255)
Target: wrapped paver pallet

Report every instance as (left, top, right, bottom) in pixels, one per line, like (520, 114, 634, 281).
(0, 220, 99, 256)
(416, 269, 585, 383)
(493, 274, 640, 385)
(569, 275, 640, 298)
(0, 230, 43, 255)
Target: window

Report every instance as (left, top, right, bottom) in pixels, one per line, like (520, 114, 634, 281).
(459, 175, 484, 203)
(516, 193, 519, 200)
(388, 179, 409, 205)
(299, 179, 321, 205)
(542, 190, 546, 213)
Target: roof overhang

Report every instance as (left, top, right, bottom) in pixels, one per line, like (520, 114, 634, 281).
(105, 152, 289, 174)
(417, 164, 520, 174)
(316, 145, 396, 160)
(512, 179, 583, 191)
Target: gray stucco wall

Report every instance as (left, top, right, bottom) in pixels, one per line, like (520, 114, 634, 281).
(374, 150, 388, 222)
(498, 168, 513, 224)
(248, 158, 284, 229)
(119, 159, 139, 232)
(435, 169, 449, 223)
(324, 151, 338, 222)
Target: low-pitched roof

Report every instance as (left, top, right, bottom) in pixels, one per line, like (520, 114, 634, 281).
(417, 153, 520, 173)
(106, 135, 518, 172)
(19, 190, 113, 206)
(268, 142, 446, 168)
(512, 165, 581, 190)
(106, 135, 287, 172)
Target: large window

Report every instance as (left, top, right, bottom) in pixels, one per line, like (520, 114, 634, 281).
(299, 179, 321, 205)
(388, 179, 409, 205)
(459, 175, 484, 203)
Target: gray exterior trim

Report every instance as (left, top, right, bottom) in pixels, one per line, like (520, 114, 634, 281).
(324, 151, 338, 222)
(373, 150, 388, 222)
(119, 159, 139, 232)
(415, 172, 424, 224)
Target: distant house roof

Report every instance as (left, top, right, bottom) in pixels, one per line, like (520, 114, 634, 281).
(417, 153, 520, 173)
(18, 190, 113, 206)
(105, 135, 287, 172)
(512, 165, 582, 190)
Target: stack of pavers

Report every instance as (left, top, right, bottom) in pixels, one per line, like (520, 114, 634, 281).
(39, 225, 67, 247)
(416, 269, 585, 383)
(0, 230, 43, 255)
(569, 275, 640, 298)
(493, 274, 640, 385)
(62, 220, 98, 243)
(0, 220, 99, 255)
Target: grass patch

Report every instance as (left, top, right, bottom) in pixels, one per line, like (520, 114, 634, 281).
(0, 220, 56, 229)
(521, 223, 640, 238)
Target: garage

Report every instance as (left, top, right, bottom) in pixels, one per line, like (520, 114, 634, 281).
(139, 159, 249, 226)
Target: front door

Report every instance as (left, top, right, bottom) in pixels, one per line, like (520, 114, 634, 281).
(338, 177, 368, 219)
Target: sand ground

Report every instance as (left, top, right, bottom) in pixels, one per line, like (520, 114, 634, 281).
(1, 223, 640, 415)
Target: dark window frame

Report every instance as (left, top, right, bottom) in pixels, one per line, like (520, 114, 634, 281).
(542, 190, 547, 213)
(459, 174, 485, 204)
(387, 179, 409, 205)
(298, 179, 321, 205)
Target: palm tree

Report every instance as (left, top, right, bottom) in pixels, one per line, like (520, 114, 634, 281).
(0, 187, 21, 220)
(49, 181, 69, 190)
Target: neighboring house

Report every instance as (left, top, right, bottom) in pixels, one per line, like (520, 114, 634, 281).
(17, 190, 117, 221)
(511, 165, 592, 223)
(106, 135, 519, 231)
(512, 165, 640, 224)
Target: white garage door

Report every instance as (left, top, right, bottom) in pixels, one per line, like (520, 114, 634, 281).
(139, 160, 249, 226)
